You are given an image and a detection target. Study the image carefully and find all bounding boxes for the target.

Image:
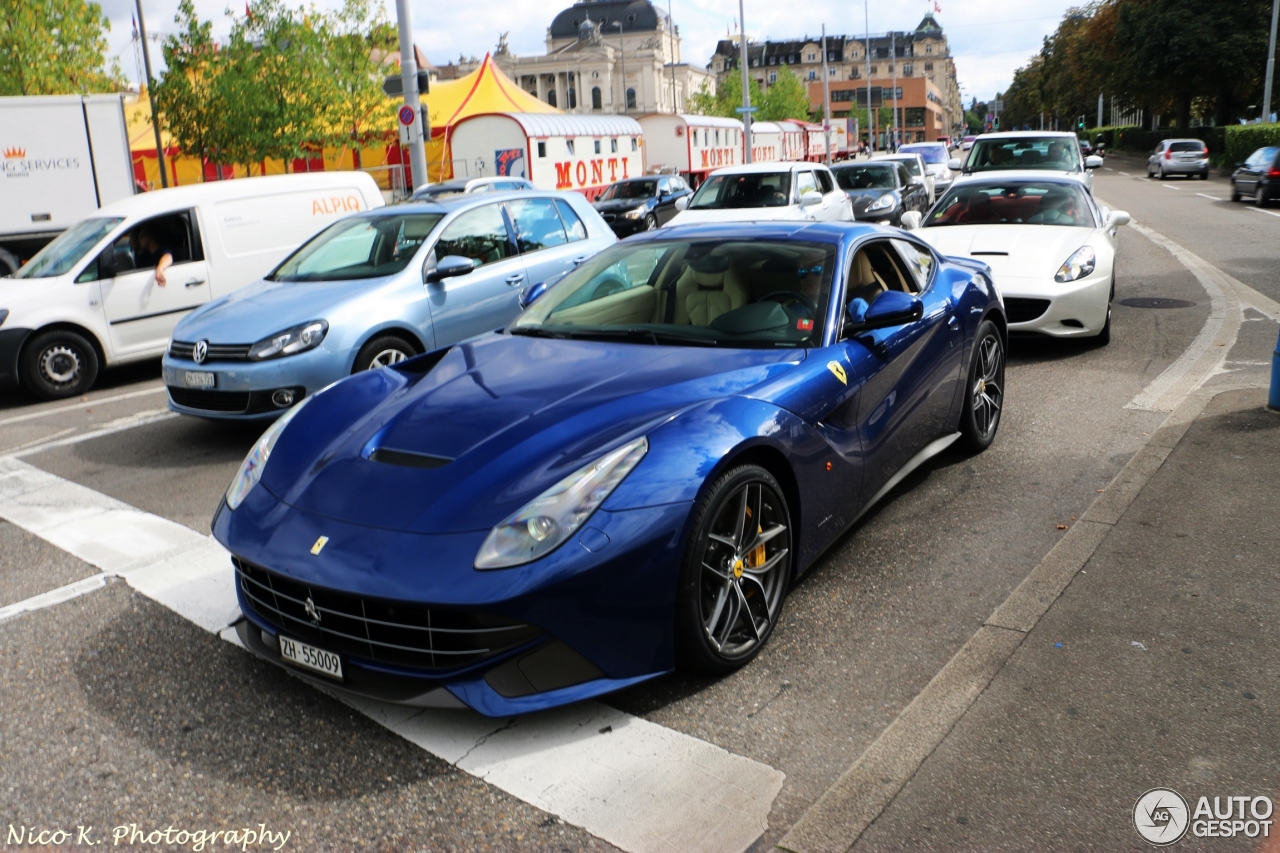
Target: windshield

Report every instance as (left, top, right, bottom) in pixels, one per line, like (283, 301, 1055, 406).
(13, 217, 123, 279)
(833, 165, 896, 190)
(688, 172, 793, 209)
(269, 213, 444, 282)
(925, 181, 1097, 228)
(966, 137, 1081, 173)
(889, 158, 922, 176)
(599, 180, 657, 200)
(900, 144, 947, 165)
(510, 238, 837, 349)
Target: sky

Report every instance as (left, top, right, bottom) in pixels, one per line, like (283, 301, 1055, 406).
(100, 0, 1081, 104)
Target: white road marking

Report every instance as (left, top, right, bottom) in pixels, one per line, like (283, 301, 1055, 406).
(0, 456, 785, 853)
(0, 427, 76, 456)
(1162, 184, 1181, 190)
(3, 410, 177, 459)
(0, 385, 166, 427)
(0, 572, 110, 624)
(1196, 193, 1223, 201)
(1118, 171, 1131, 176)
(1247, 206, 1280, 218)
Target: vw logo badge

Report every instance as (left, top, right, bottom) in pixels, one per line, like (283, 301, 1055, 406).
(304, 596, 322, 625)
(192, 340, 208, 364)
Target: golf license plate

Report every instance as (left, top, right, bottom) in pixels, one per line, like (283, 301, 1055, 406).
(183, 371, 215, 388)
(279, 635, 343, 680)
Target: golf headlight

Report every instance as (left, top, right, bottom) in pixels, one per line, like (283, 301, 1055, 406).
(623, 206, 646, 219)
(248, 320, 328, 360)
(225, 397, 310, 510)
(1054, 246, 1096, 282)
(867, 194, 897, 212)
(475, 436, 648, 569)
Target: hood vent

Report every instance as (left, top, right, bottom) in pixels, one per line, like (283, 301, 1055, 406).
(368, 448, 453, 469)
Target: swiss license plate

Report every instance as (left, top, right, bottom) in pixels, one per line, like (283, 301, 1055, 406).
(279, 635, 343, 680)
(183, 371, 215, 388)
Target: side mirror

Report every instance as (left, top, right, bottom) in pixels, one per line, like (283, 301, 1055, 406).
(847, 290, 924, 332)
(1085, 155, 1104, 169)
(899, 211, 922, 231)
(1106, 210, 1130, 228)
(800, 190, 823, 207)
(675, 196, 689, 211)
(519, 279, 551, 309)
(908, 175, 924, 186)
(426, 254, 476, 283)
(948, 158, 962, 171)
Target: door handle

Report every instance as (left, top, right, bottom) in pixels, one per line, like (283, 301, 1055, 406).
(505, 273, 525, 285)
(184, 279, 206, 288)
(572, 255, 590, 266)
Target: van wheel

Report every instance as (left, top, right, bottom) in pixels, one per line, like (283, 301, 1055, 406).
(0, 248, 18, 277)
(353, 335, 417, 372)
(20, 329, 100, 400)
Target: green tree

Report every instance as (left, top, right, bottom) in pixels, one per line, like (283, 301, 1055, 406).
(687, 71, 764, 119)
(0, 0, 123, 95)
(759, 66, 812, 121)
(315, 0, 398, 157)
(155, 0, 234, 179)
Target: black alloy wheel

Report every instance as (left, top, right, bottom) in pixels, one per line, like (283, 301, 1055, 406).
(958, 320, 1004, 452)
(676, 465, 792, 674)
(353, 334, 417, 372)
(20, 329, 100, 400)
(644, 213, 658, 231)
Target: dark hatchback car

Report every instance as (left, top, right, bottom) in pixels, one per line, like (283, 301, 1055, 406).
(831, 161, 930, 226)
(591, 175, 693, 236)
(1231, 146, 1280, 207)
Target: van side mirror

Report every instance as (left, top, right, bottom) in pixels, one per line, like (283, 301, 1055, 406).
(799, 191, 823, 207)
(426, 254, 476, 283)
(948, 158, 962, 171)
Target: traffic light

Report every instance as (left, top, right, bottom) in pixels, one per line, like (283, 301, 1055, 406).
(993, 116, 1000, 129)
(1078, 115, 1086, 130)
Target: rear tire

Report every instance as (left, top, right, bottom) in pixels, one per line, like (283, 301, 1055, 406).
(1158, 166, 1167, 180)
(352, 335, 417, 372)
(957, 320, 1004, 453)
(20, 329, 100, 400)
(1257, 188, 1269, 208)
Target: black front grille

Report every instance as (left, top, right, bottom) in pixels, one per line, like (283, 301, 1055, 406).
(167, 387, 250, 412)
(168, 340, 252, 362)
(600, 213, 616, 222)
(1005, 297, 1051, 324)
(235, 559, 544, 673)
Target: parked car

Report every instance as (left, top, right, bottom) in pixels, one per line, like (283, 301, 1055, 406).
(915, 176, 1129, 344)
(0, 172, 384, 399)
(666, 162, 853, 225)
(1230, 146, 1280, 206)
(410, 176, 536, 201)
(949, 131, 1103, 192)
(1147, 139, 1210, 181)
(213, 220, 1007, 716)
(162, 191, 614, 420)
(591, 175, 693, 236)
(961, 135, 978, 151)
(900, 141, 956, 197)
(831, 161, 930, 226)
(1078, 138, 1093, 157)
(873, 152, 936, 203)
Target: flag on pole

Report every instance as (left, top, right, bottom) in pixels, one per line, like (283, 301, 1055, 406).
(131, 14, 138, 38)
(934, 2, 941, 12)
(245, 2, 253, 20)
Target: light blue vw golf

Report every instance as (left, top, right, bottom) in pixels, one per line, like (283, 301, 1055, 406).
(162, 191, 615, 419)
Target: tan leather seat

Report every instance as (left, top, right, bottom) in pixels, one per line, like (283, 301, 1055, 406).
(848, 250, 888, 305)
(673, 255, 749, 325)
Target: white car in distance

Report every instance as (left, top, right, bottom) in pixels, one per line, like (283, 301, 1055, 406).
(949, 131, 1104, 193)
(912, 177, 1128, 344)
(666, 162, 853, 225)
(872, 152, 936, 204)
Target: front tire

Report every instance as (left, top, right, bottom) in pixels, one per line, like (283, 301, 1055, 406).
(643, 214, 658, 231)
(1231, 181, 1241, 202)
(675, 465, 792, 674)
(352, 334, 417, 372)
(1094, 303, 1112, 347)
(20, 329, 100, 400)
(957, 320, 1004, 453)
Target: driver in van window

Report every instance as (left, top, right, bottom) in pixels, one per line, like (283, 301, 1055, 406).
(131, 224, 175, 286)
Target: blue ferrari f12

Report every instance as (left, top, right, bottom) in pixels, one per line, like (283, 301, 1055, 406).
(214, 221, 1006, 716)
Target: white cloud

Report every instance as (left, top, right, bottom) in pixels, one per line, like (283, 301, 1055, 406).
(105, 0, 1077, 104)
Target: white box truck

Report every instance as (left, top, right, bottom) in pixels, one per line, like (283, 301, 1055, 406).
(0, 94, 136, 276)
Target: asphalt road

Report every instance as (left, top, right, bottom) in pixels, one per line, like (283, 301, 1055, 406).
(1, 164, 1276, 852)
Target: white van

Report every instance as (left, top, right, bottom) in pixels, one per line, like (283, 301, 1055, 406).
(0, 172, 383, 399)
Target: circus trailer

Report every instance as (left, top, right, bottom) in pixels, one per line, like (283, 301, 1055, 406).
(744, 121, 783, 163)
(776, 121, 808, 162)
(448, 113, 644, 201)
(636, 114, 743, 186)
(798, 121, 845, 162)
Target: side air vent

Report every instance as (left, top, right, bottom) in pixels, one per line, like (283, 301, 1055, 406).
(369, 448, 453, 469)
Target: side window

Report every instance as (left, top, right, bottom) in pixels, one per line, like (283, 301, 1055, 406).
(100, 211, 198, 278)
(897, 164, 912, 187)
(889, 239, 934, 292)
(796, 171, 818, 199)
(508, 197, 569, 254)
(433, 204, 512, 267)
(657, 178, 671, 196)
(815, 170, 835, 194)
(554, 199, 588, 241)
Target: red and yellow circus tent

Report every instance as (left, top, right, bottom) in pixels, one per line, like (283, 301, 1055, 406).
(423, 54, 558, 182)
(125, 53, 557, 187)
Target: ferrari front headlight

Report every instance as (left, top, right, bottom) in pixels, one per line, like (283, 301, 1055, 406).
(1054, 246, 1096, 282)
(225, 398, 310, 510)
(474, 437, 648, 569)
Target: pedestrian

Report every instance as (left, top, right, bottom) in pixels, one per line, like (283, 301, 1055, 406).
(131, 223, 175, 286)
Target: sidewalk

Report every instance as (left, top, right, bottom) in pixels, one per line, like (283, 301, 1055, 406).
(847, 387, 1280, 851)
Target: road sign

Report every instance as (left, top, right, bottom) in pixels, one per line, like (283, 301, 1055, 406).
(398, 105, 416, 126)
(383, 71, 431, 97)
(734, 106, 758, 113)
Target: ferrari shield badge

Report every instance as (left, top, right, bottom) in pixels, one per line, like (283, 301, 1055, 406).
(310, 536, 329, 555)
(826, 361, 847, 385)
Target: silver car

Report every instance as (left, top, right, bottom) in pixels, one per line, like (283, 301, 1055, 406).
(411, 176, 536, 200)
(899, 141, 955, 200)
(1147, 139, 1210, 180)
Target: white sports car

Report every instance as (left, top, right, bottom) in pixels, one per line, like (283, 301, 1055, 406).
(913, 177, 1129, 343)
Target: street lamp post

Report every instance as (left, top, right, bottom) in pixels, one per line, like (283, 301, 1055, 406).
(133, 0, 168, 188)
(864, 0, 872, 153)
(668, 0, 678, 113)
(739, 0, 752, 162)
(1264, 0, 1279, 123)
(821, 25, 832, 165)
(613, 22, 628, 113)
(394, 0, 428, 190)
